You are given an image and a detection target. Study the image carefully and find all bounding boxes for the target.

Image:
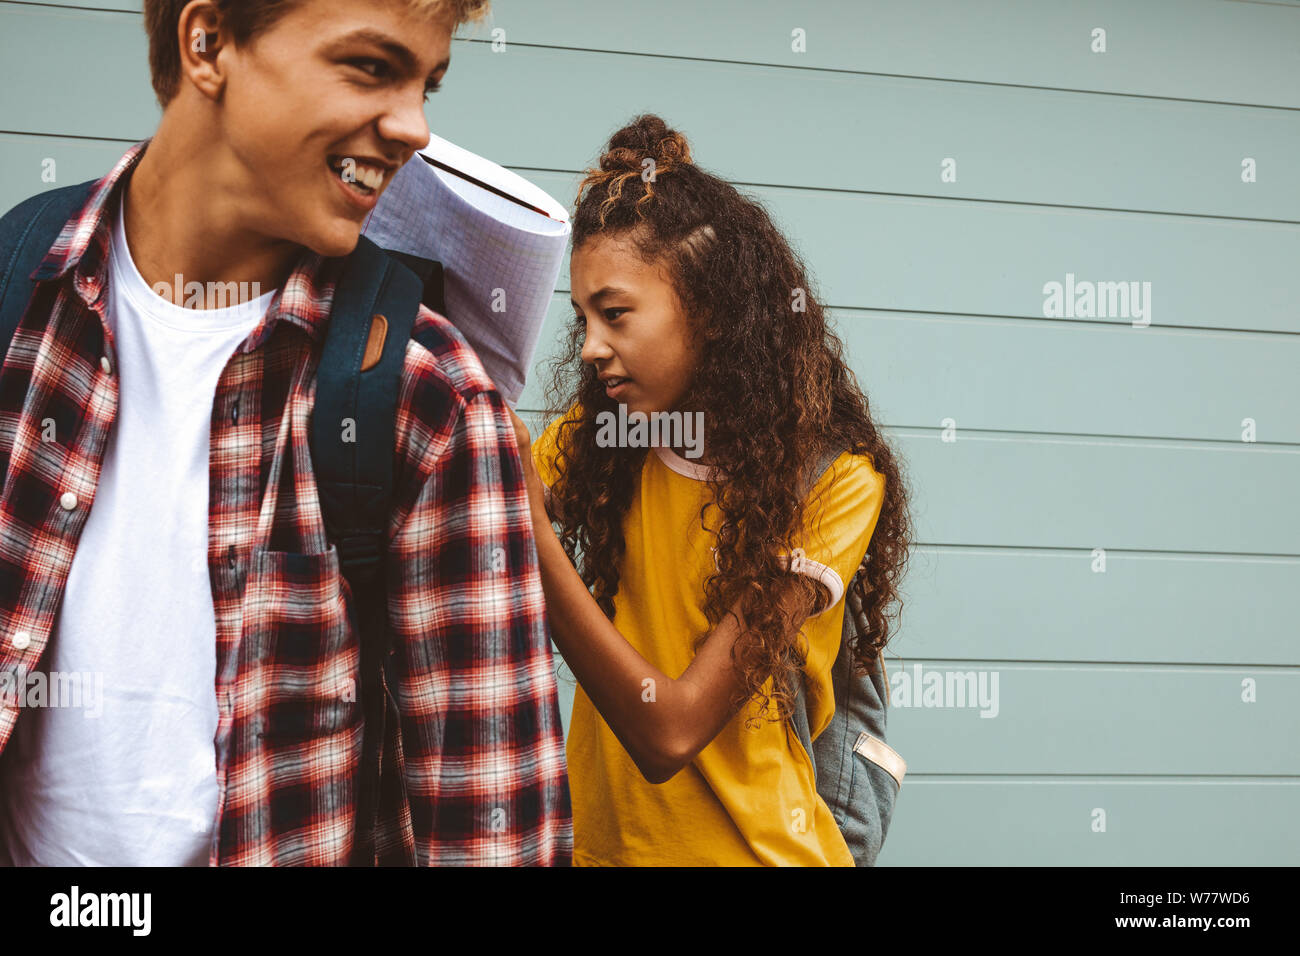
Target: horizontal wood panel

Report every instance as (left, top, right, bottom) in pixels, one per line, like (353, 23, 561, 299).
(0, 6, 160, 137)
(827, 312, 1300, 445)
(859, 661, 1295, 775)
(517, 295, 1300, 444)
(3, 6, 1297, 222)
(895, 429, 1298, 555)
(515, 170, 1299, 335)
(520, 416, 1300, 556)
(890, 548, 1300, 667)
(485, 0, 1300, 111)
(18, 0, 1300, 108)
(0, 135, 133, 207)
(7, 0, 135, 7)
(879, 779, 1300, 864)
(429, 41, 1300, 221)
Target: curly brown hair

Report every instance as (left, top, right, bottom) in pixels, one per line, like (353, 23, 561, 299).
(544, 114, 913, 724)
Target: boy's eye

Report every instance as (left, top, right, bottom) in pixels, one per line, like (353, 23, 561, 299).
(350, 57, 390, 79)
(350, 57, 440, 101)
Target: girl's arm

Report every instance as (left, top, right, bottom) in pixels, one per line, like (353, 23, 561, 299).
(509, 410, 823, 784)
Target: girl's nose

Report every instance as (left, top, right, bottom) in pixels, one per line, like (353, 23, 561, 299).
(580, 324, 613, 365)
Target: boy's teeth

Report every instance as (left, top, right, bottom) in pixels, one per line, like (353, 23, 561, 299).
(355, 166, 385, 189)
(330, 158, 386, 192)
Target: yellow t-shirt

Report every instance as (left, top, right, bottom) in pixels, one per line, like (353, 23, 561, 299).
(533, 409, 887, 866)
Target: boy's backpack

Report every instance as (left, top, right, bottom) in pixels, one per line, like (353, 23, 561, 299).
(0, 179, 449, 866)
(786, 448, 906, 866)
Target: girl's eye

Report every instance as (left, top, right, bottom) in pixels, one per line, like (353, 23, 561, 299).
(423, 80, 442, 101)
(571, 308, 626, 324)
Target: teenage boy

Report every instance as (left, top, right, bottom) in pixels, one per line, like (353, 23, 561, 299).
(0, 0, 572, 865)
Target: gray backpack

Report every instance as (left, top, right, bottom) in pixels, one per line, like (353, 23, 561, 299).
(787, 448, 906, 866)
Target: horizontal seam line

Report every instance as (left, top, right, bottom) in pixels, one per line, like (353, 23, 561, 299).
(0, 133, 1293, 225)
(455, 38, 1300, 113)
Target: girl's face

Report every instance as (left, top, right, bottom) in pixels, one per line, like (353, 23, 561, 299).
(571, 232, 699, 418)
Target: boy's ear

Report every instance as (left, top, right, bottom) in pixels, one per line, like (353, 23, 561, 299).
(175, 0, 231, 102)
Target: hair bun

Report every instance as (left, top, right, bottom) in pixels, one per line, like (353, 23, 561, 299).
(599, 114, 693, 176)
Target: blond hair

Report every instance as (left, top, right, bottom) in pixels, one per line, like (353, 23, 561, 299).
(143, 0, 489, 107)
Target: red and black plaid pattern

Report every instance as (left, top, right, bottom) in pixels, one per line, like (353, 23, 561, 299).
(0, 141, 572, 865)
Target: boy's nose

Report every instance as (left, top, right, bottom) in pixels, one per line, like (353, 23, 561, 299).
(377, 98, 432, 157)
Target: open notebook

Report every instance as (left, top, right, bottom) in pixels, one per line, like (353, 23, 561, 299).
(360, 132, 571, 407)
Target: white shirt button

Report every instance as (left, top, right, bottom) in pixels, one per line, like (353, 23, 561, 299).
(12, 631, 31, 650)
(100, 355, 112, 374)
(60, 492, 78, 510)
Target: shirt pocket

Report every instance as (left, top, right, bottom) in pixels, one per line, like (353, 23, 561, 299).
(244, 544, 362, 742)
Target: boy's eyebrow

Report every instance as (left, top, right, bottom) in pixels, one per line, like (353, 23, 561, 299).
(572, 286, 632, 308)
(326, 28, 451, 79)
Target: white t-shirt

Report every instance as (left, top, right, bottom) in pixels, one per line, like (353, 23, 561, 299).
(0, 190, 274, 865)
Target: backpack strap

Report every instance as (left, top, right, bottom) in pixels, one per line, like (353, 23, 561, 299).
(0, 181, 97, 366)
(0, 182, 98, 496)
(311, 234, 424, 866)
(384, 250, 447, 318)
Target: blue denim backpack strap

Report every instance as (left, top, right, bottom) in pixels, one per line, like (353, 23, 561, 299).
(0, 181, 98, 495)
(788, 445, 906, 866)
(311, 235, 424, 866)
(0, 181, 98, 367)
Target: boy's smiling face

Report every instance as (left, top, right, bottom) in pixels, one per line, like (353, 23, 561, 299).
(571, 230, 700, 420)
(208, 0, 452, 257)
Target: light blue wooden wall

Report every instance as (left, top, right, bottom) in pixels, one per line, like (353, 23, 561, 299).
(1, 0, 1296, 865)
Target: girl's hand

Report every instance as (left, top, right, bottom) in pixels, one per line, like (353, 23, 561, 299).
(506, 406, 533, 460)
(506, 407, 550, 527)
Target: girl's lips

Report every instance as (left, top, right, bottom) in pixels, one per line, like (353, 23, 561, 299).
(604, 379, 632, 398)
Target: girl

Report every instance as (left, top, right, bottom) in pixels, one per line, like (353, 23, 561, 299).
(508, 114, 913, 866)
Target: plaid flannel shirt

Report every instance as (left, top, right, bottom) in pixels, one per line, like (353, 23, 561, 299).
(0, 141, 572, 865)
